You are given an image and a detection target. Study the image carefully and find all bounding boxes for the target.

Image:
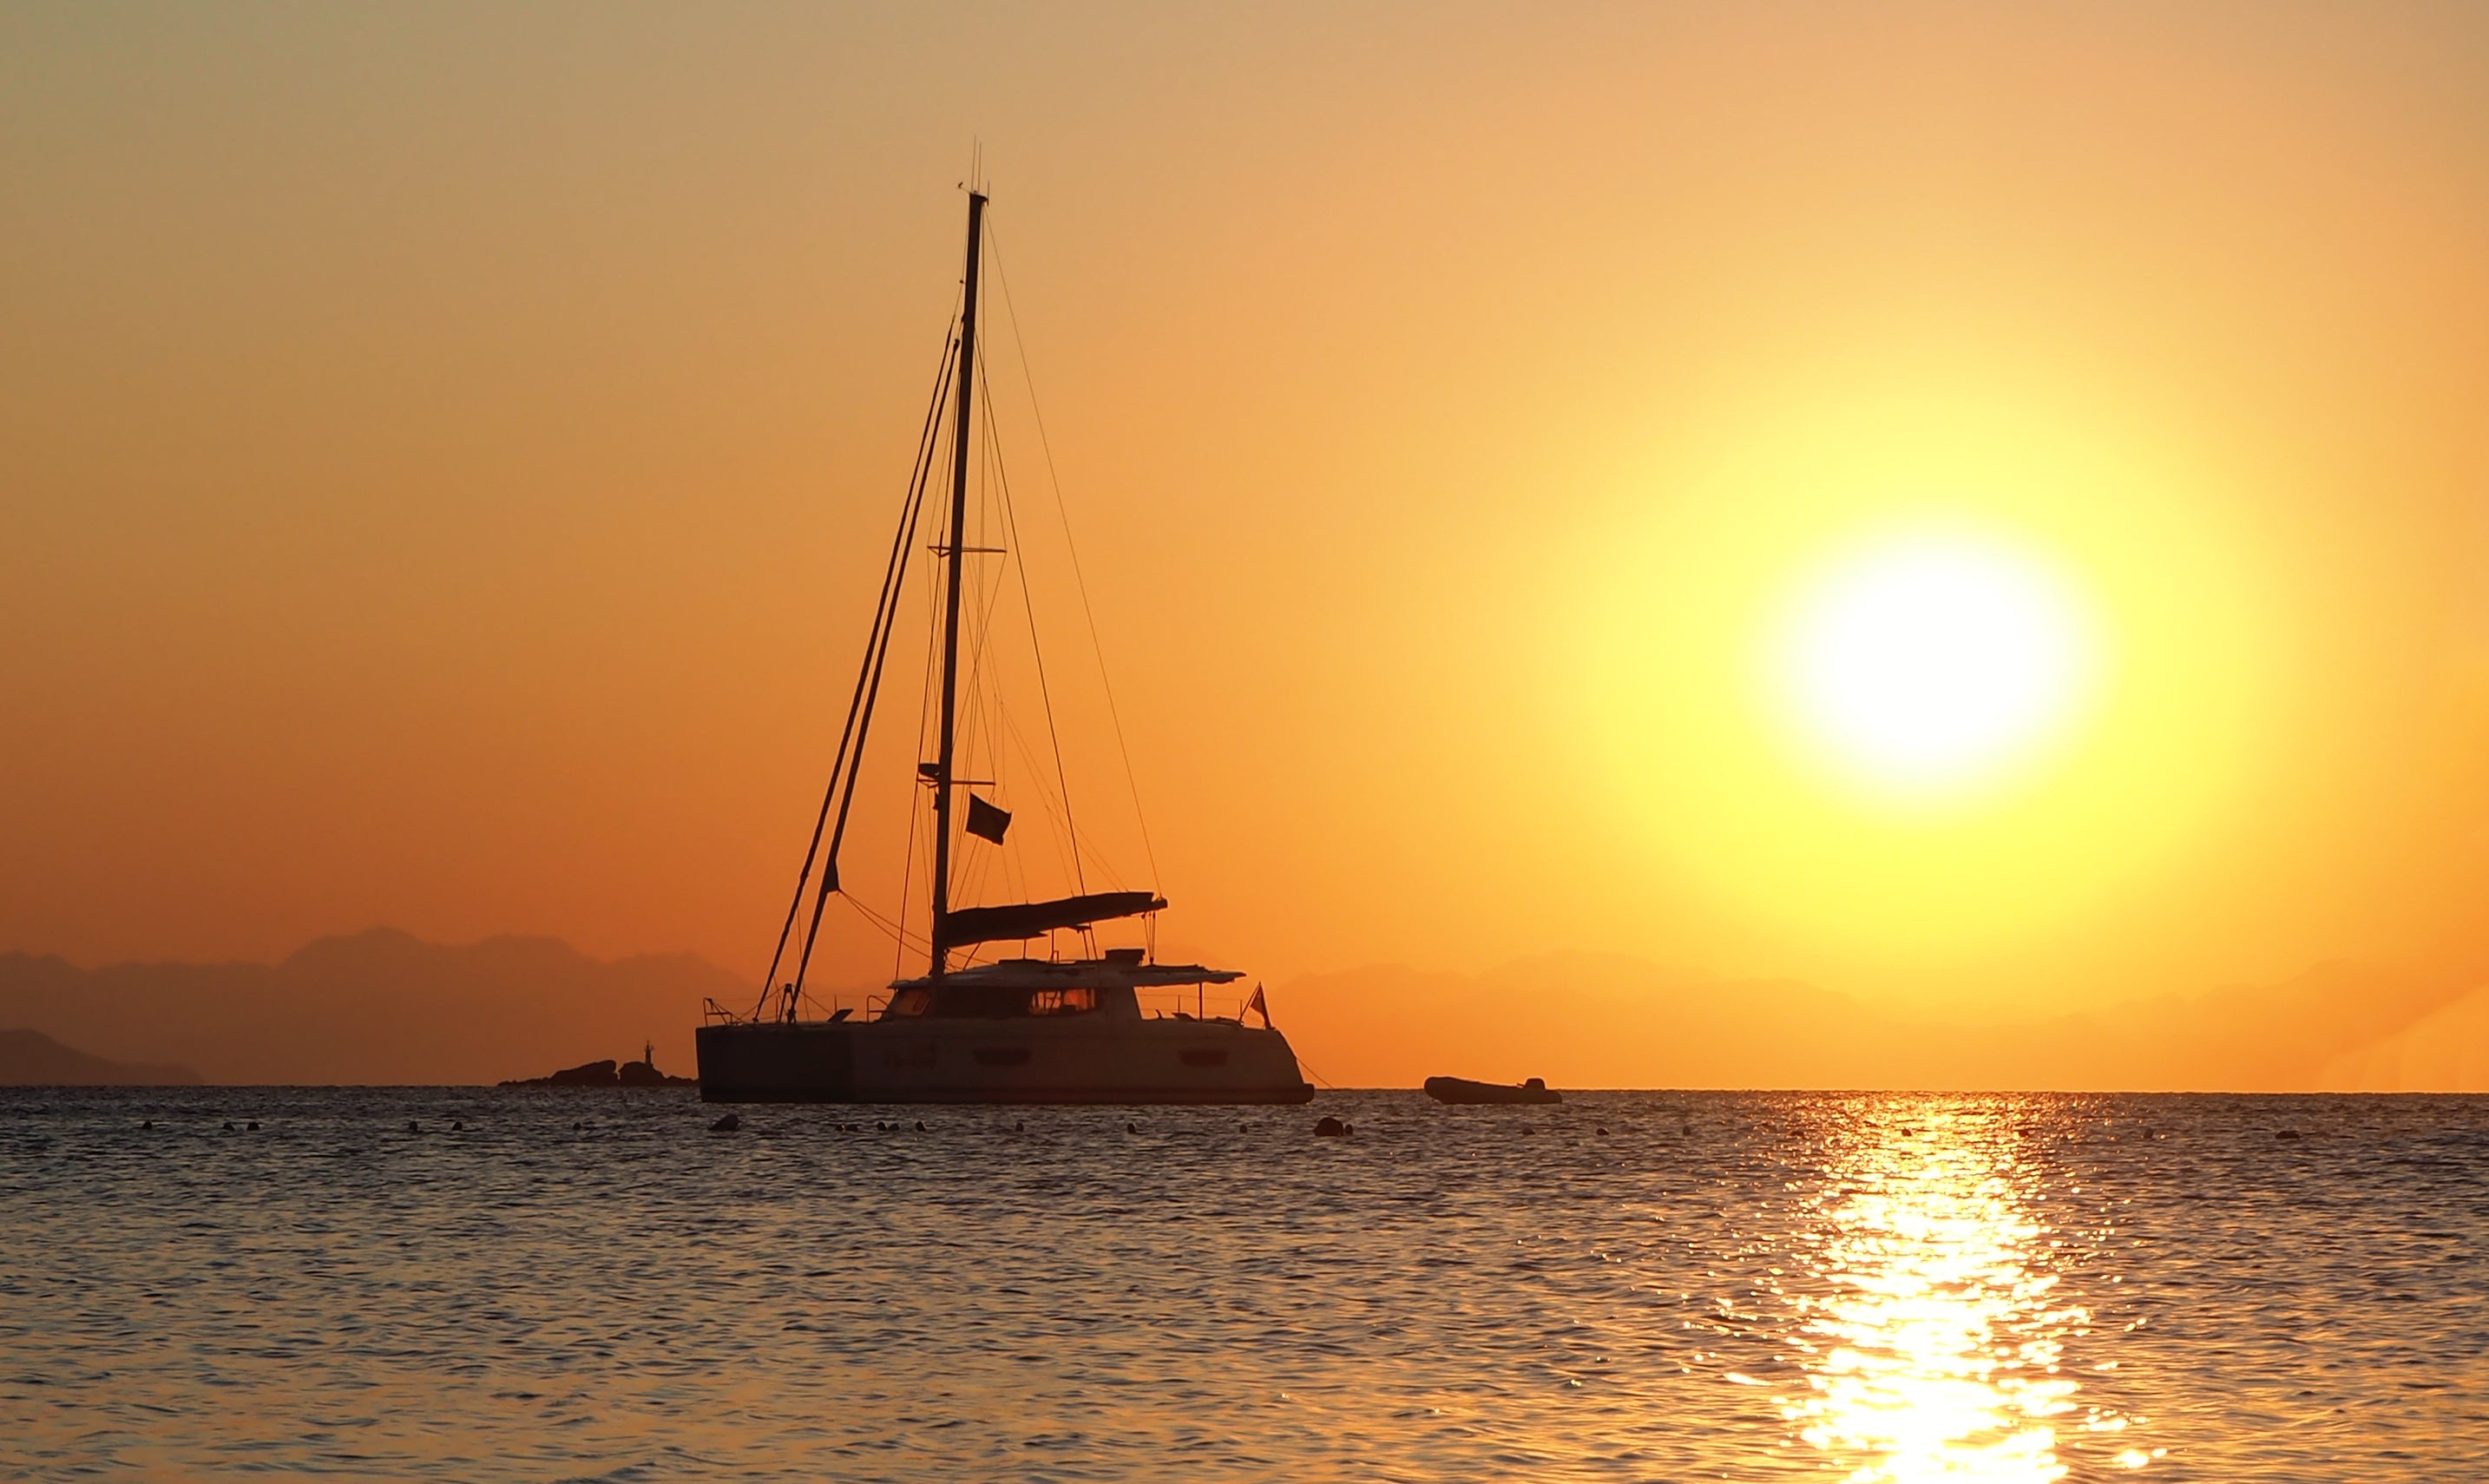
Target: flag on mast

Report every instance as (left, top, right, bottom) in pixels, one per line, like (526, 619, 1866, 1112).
(966, 794, 1012, 844)
(1245, 983, 1271, 1028)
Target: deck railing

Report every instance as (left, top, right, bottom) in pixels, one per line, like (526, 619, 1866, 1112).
(704, 988, 1262, 1026)
(702, 991, 889, 1026)
(1135, 988, 1257, 1024)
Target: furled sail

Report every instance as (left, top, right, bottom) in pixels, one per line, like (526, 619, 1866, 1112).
(939, 890, 1166, 947)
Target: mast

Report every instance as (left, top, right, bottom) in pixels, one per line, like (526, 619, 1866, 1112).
(929, 188, 987, 976)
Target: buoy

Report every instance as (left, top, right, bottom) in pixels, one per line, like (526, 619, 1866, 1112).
(1126, 1120, 1140, 1134)
(572, 1120, 583, 1131)
(451, 1120, 463, 1132)
(222, 1120, 235, 1132)
(1014, 1120, 1025, 1133)
(247, 1121, 260, 1132)
(1313, 1116, 1349, 1138)
(406, 1120, 420, 1134)
(711, 1113, 741, 1133)
(141, 1120, 153, 1130)
(914, 1120, 927, 1132)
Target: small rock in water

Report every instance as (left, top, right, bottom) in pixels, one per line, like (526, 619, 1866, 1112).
(915, 1120, 928, 1133)
(1014, 1120, 1024, 1133)
(247, 1121, 260, 1132)
(1596, 1126, 1609, 1136)
(141, 1120, 154, 1130)
(406, 1120, 420, 1134)
(1126, 1121, 1140, 1134)
(222, 1120, 235, 1132)
(1313, 1116, 1350, 1138)
(451, 1120, 463, 1132)
(710, 1113, 741, 1133)
(2276, 1128, 2302, 1140)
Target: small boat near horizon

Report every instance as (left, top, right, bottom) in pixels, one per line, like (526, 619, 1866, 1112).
(696, 186, 1313, 1105)
(1424, 1076, 1563, 1106)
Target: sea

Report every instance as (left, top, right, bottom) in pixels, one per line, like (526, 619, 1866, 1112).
(2, 1089, 2483, 1482)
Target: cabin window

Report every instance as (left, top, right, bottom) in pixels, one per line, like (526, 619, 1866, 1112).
(883, 988, 931, 1019)
(1029, 987, 1097, 1016)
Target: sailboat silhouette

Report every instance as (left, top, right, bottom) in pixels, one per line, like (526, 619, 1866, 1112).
(695, 187, 1313, 1106)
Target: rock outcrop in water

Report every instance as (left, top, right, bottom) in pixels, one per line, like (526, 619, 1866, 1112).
(500, 1046, 695, 1088)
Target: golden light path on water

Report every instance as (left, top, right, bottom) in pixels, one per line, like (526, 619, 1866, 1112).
(1766, 1106, 2158, 1481)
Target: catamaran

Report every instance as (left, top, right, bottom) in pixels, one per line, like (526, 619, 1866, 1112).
(696, 187, 1314, 1104)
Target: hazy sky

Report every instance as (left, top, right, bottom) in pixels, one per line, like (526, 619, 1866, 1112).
(6, 3, 2487, 1015)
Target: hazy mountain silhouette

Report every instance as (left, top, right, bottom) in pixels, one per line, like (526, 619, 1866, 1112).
(2317, 982, 2489, 1091)
(3, 930, 2481, 1089)
(1272, 952, 2489, 1092)
(0, 1028, 200, 1086)
(0, 929, 738, 1086)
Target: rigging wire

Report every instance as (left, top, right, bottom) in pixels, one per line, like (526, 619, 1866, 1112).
(841, 890, 930, 956)
(987, 221, 1163, 891)
(950, 398, 1015, 923)
(992, 705, 1107, 890)
(977, 356, 1087, 896)
(790, 338, 951, 1004)
(896, 397, 955, 981)
(755, 318, 957, 1018)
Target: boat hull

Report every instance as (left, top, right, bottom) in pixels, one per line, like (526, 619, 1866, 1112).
(697, 1018, 1316, 1104)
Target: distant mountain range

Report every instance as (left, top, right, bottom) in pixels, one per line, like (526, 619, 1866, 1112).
(0, 1028, 200, 1086)
(0, 930, 2481, 1089)
(1272, 953, 2489, 1093)
(0, 929, 739, 1086)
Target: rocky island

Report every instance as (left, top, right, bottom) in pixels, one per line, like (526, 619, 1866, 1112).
(501, 1042, 696, 1088)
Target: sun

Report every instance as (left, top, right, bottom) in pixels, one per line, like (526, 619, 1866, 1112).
(1770, 525, 2097, 799)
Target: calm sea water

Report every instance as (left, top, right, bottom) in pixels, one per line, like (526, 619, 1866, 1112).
(2, 1089, 2484, 1481)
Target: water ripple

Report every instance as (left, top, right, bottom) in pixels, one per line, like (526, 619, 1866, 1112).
(0, 1091, 2483, 1480)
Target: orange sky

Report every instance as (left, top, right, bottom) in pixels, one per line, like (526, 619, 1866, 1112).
(5, 3, 2488, 1021)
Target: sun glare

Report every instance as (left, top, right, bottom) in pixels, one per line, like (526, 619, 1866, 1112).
(1772, 529, 2096, 798)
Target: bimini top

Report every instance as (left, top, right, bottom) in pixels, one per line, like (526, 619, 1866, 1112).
(890, 951, 1244, 992)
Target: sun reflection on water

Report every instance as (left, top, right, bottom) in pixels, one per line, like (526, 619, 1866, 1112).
(1774, 1106, 2144, 1482)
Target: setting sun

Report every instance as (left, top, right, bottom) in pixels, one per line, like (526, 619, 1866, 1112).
(1771, 528, 2096, 800)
